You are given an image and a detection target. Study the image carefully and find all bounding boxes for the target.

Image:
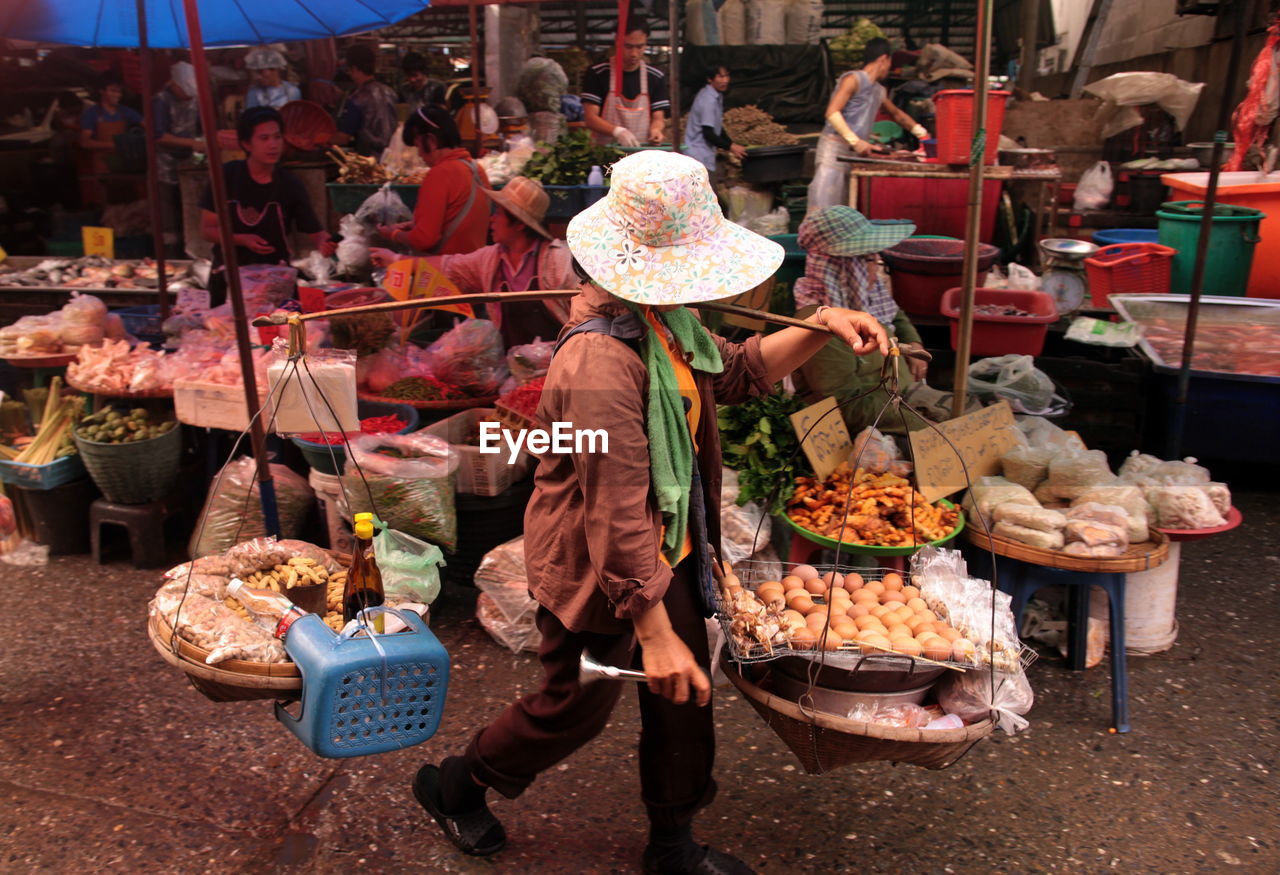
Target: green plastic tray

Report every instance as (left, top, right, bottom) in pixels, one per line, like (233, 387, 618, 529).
(783, 499, 965, 557)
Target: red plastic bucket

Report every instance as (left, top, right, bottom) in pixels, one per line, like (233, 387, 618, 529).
(934, 90, 1010, 165)
(883, 238, 1001, 316)
(939, 287, 1059, 356)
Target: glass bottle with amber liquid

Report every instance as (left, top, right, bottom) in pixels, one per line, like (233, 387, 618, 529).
(344, 512, 385, 632)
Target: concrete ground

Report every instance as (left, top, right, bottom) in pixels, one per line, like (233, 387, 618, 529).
(1, 488, 1277, 874)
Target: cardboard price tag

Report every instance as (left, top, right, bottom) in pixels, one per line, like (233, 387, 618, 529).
(909, 400, 1020, 504)
(82, 226, 114, 258)
(789, 396, 853, 481)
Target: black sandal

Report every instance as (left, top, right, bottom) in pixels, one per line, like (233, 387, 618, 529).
(412, 764, 507, 856)
(643, 843, 756, 875)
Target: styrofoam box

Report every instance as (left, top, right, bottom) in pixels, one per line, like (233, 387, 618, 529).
(421, 408, 535, 497)
(173, 379, 268, 432)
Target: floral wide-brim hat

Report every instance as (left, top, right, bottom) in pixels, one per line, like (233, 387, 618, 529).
(566, 150, 784, 306)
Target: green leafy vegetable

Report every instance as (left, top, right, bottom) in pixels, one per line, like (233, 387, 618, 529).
(718, 390, 811, 515)
(522, 131, 622, 186)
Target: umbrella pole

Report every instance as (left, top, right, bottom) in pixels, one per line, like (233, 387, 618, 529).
(950, 0, 995, 418)
(135, 0, 168, 320)
(1168, 0, 1248, 458)
(181, 0, 280, 537)
(469, 3, 483, 157)
(668, 0, 680, 149)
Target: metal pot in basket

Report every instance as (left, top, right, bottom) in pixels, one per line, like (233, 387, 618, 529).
(73, 423, 182, 505)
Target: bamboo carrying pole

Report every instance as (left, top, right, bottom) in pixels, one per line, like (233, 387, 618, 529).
(950, 0, 996, 419)
(181, 0, 280, 536)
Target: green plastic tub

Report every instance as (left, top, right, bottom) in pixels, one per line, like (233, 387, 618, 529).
(1157, 201, 1263, 296)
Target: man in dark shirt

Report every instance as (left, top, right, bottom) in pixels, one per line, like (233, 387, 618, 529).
(581, 18, 669, 147)
(401, 52, 447, 113)
(199, 106, 334, 306)
(335, 44, 399, 157)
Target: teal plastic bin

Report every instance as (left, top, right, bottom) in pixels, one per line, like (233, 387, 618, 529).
(767, 234, 806, 317)
(1157, 201, 1263, 296)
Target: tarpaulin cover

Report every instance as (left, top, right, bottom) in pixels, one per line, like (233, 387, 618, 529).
(681, 45, 830, 125)
(0, 0, 432, 48)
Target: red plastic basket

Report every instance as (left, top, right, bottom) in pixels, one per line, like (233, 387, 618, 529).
(934, 90, 1010, 165)
(939, 287, 1058, 356)
(1084, 243, 1177, 307)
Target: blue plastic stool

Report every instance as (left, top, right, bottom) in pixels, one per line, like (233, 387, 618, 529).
(275, 608, 450, 758)
(966, 549, 1130, 733)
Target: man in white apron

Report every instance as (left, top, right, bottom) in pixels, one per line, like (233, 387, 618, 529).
(582, 18, 669, 147)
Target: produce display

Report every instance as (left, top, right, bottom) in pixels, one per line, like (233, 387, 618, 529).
(328, 146, 426, 185)
(522, 131, 621, 185)
(0, 379, 82, 464)
(718, 390, 808, 515)
(341, 433, 456, 551)
(0, 292, 111, 356)
(75, 407, 176, 444)
(787, 464, 961, 547)
(495, 376, 544, 421)
(381, 376, 468, 402)
(718, 561, 980, 663)
(297, 414, 408, 445)
(0, 256, 192, 290)
(722, 106, 800, 147)
(228, 555, 351, 633)
(67, 338, 170, 394)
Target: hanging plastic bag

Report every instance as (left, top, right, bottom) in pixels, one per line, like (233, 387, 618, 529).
(473, 537, 541, 653)
(968, 355, 1056, 414)
(374, 526, 445, 605)
(354, 182, 413, 231)
(189, 458, 314, 558)
(935, 668, 1034, 734)
(1073, 161, 1114, 211)
(336, 214, 371, 276)
(506, 338, 555, 384)
(426, 319, 509, 396)
(342, 432, 458, 550)
(266, 343, 359, 435)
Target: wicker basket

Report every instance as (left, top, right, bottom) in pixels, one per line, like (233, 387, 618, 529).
(148, 613, 302, 703)
(722, 657, 992, 774)
(74, 424, 181, 504)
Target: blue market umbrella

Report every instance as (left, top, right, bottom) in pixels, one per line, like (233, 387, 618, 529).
(3, 0, 434, 536)
(0, 0, 431, 48)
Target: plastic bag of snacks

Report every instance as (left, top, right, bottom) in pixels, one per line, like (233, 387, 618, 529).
(342, 432, 458, 551)
(1145, 485, 1226, 530)
(1045, 448, 1115, 501)
(935, 668, 1034, 734)
(374, 526, 445, 605)
(1071, 485, 1150, 543)
(963, 476, 1038, 528)
(150, 580, 287, 664)
(991, 503, 1065, 533)
(1000, 443, 1054, 493)
(849, 426, 910, 476)
(427, 319, 509, 396)
(189, 459, 315, 558)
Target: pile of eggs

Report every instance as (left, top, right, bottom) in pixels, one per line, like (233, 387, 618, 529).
(745, 564, 977, 663)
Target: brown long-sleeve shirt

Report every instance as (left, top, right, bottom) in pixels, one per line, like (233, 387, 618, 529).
(523, 284, 772, 635)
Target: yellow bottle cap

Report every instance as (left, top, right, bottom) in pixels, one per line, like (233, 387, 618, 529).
(354, 512, 375, 540)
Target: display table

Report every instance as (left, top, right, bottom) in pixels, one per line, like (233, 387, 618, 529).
(964, 527, 1171, 734)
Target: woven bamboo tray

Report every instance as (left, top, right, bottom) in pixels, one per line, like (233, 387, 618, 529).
(65, 373, 173, 398)
(357, 389, 497, 412)
(965, 525, 1169, 573)
(722, 656, 992, 774)
(148, 612, 302, 703)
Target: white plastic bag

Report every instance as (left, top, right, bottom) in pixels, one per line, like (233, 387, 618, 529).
(1045, 448, 1115, 501)
(968, 355, 1056, 414)
(474, 537, 541, 653)
(354, 182, 413, 230)
(1073, 161, 1114, 211)
(374, 526, 445, 605)
(936, 668, 1034, 734)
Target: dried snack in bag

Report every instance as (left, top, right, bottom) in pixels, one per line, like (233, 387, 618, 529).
(993, 520, 1064, 550)
(964, 478, 1038, 527)
(1204, 482, 1232, 517)
(1064, 516, 1128, 550)
(992, 503, 1066, 533)
(1045, 448, 1115, 500)
(1071, 486, 1150, 543)
(1146, 485, 1226, 529)
(1000, 444, 1054, 492)
(189, 459, 314, 558)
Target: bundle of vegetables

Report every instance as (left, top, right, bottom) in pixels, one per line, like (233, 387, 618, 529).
(828, 18, 888, 72)
(381, 376, 468, 402)
(522, 131, 621, 185)
(723, 106, 800, 147)
(297, 414, 408, 444)
(9, 378, 82, 465)
(717, 390, 809, 515)
(328, 146, 391, 184)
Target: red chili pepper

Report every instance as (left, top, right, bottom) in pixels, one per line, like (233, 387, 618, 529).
(299, 415, 406, 444)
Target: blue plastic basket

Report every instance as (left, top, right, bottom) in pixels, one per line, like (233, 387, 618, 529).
(0, 454, 86, 490)
(114, 305, 166, 347)
(276, 609, 449, 758)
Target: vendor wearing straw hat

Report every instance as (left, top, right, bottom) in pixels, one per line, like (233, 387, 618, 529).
(792, 206, 930, 435)
(411, 151, 888, 873)
(371, 176, 573, 347)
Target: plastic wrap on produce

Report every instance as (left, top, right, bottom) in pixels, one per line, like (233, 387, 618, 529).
(342, 432, 458, 551)
(426, 319, 508, 396)
(150, 581, 287, 664)
(189, 459, 314, 558)
(474, 537, 540, 653)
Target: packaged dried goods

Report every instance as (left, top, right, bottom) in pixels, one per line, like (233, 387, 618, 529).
(1044, 448, 1115, 500)
(963, 477, 1038, 526)
(1146, 485, 1227, 529)
(1064, 517, 1128, 551)
(1070, 485, 1150, 543)
(991, 503, 1066, 533)
(1000, 443, 1053, 492)
(1204, 482, 1232, 516)
(189, 459, 314, 558)
(992, 520, 1064, 550)
(342, 432, 458, 550)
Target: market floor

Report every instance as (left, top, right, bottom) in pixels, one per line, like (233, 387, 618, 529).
(2, 489, 1277, 874)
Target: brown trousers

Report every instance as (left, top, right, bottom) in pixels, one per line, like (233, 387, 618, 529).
(465, 561, 716, 830)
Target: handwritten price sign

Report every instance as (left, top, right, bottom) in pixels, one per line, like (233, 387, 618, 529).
(82, 226, 114, 258)
(909, 400, 1020, 503)
(789, 396, 853, 480)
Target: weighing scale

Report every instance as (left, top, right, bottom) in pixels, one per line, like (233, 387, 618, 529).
(1038, 238, 1099, 314)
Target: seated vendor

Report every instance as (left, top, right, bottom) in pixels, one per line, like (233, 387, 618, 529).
(371, 176, 571, 348)
(199, 106, 335, 307)
(790, 206, 929, 435)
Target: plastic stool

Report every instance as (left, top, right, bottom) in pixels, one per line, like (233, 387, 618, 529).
(90, 498, 179, 568)
(966, 548, 1130, 733)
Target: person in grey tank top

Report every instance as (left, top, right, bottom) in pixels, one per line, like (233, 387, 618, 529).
(807, 38, 929, 214)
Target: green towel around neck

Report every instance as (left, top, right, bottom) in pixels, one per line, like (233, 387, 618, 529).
(629, 305, 723, 566)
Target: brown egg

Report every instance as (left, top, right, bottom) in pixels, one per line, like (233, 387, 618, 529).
(820, 630, 844, 651)
(843, 572, 865, 591)
(804, 577, 828, 596)
(913, 609, 938, 624)
(789, 627, 818, 650)
(906, 597, 928, 613)
(833, 620, 859, 640)
(757, 580, 784, 595)
(951, 638, 977, 662)
(902, 585, 920, 600)
(783, 587, 809, 604)
(827, 602, 848, 618)
(870, 604, 895, 619)
(852, 589, 879, 605)
(893, 638, 923, 658)
(909, 618, 935, 636)
(723, 584, 744, 600)
(882, 572, 905, 591)
(881, 590, 907, 604)
(894, 605, 917, 623)
(790, 564, 820, 581)
(937, 627, 962, 643)
(864, 580, 886, 597)
(853, 615, 883, 632)
(888, 628, 915, 644)
(787, 593, 814, 613)
(846, 604, 870, 619)
(829, 592, 853, 609)
(782, 609, 807, 627)
(821, 571, 845, 590)
(859, 634, 892, 655)
(883, 617, 907, 633)
(722, 573, 742, 588)
(779, 575, 804, 591)
(922, 639, 953, 661)
(806, 611, 833, 632)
